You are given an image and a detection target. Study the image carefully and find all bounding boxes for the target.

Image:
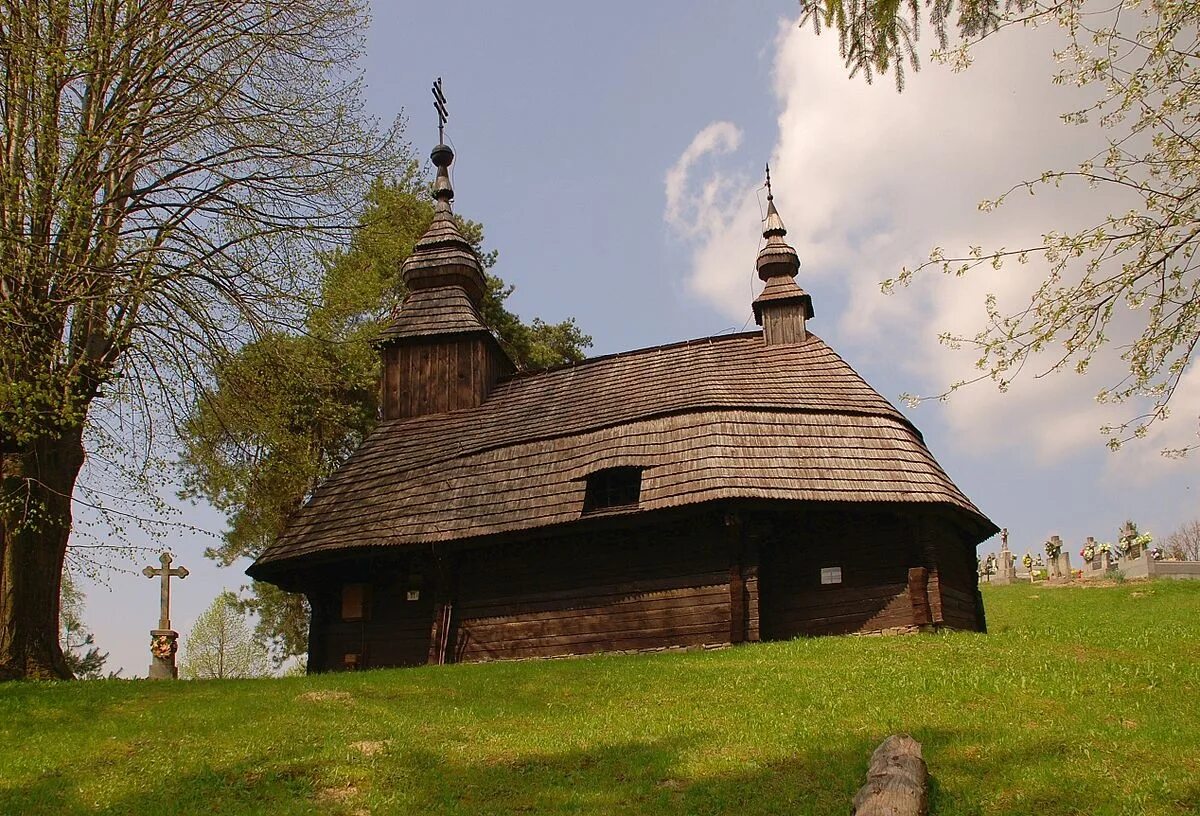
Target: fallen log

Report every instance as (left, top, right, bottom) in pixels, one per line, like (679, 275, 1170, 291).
(850, 734, 928, 816)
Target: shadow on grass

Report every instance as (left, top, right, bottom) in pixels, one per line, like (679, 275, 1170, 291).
(2, 726, 1140, 816)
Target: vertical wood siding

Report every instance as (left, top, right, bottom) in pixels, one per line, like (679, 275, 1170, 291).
(762, 302, 808, 346)
(382, 336, 504, 420)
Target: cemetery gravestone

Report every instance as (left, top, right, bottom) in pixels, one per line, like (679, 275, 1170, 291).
(993, 528, 1017, 585)
(1045, 535, 1066, 579)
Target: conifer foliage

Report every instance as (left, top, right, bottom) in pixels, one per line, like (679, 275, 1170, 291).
(178, 176, 591, 667)
(59, 571, 111, 679)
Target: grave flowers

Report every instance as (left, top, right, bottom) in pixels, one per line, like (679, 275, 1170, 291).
(1120, 531, 1154, 558)
(1081, 541, 1097, 562)
(1045, 538, 1063, 558)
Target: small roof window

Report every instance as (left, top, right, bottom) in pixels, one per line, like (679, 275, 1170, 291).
(583, 467, 643, 513)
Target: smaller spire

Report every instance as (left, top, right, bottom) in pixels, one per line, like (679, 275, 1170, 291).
(753, 166, 813, 345)
(763, 165, 787, 237)
(756, 164, 800, 282)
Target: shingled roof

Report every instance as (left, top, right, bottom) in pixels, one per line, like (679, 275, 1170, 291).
(249, 330, 994, 577)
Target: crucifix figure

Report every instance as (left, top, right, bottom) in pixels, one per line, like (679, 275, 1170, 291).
(143, 551, 189, 630)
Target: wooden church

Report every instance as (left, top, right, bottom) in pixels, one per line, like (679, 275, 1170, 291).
(248, 129, 998, 672)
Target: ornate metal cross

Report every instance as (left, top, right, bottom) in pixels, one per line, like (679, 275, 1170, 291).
(143, 552, 188, 630)
(432, 76, 448, 143)
(765, 163, 774, 198)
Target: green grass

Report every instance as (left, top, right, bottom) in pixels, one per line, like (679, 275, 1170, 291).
(3, 580, 1198, 815)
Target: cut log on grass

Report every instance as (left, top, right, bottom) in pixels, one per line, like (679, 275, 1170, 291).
(851, 734, 928, 816)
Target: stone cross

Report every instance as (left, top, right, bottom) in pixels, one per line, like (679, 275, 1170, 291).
(143, 551, 189, 630)
(994, 527, 1017, 585)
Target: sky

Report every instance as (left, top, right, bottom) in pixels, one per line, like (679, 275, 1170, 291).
(74, 1, 1199, 677)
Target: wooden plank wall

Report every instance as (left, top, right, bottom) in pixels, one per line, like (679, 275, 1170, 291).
(930, 523, 984, 631)
(758, 507, 922, 638)
(382, 336, 503, 419)
(762, 301, 808, 346)
(303, 503, 986, 672)
(307, 558, 434, 671)
(452, 521, 734, 661)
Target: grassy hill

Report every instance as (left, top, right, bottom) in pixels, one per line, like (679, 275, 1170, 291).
(2, 580, 1197, 815)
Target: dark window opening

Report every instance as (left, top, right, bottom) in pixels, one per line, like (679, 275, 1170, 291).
(583, 467, 643, 513)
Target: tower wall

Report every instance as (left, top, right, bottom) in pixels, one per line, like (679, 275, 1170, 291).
(382, 334, 509, 420)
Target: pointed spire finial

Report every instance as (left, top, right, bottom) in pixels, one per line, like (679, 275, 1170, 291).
(762, 163, 786, 238)
(430, 77, 454, 212)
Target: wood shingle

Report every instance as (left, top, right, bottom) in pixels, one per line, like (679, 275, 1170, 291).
(250, 331, 990, 576)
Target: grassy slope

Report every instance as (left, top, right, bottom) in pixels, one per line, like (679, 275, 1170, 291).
(2, 581, 1198, 816)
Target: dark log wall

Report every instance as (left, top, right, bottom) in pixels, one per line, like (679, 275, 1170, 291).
(302, 503, 985, 672)
(913, 512, 943, 625)
(452, 519, 736, 662)
(930, 521, 985, 631)
(758, 507, 926, 638)
(306, 558, 434, 671)
(382, 335, 506, 420)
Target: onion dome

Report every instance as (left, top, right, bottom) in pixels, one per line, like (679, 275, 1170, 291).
(397, 141, 487, 306)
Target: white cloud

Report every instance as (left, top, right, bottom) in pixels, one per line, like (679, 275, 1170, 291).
(664, 16, 1200, 474)
(663, 121, 744, 236)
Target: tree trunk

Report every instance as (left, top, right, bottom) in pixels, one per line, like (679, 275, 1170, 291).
(851, 734, 928, 816)
(0, 428, 85, 681)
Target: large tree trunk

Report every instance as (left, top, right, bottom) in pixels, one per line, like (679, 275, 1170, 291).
(0, 429, 85, 681)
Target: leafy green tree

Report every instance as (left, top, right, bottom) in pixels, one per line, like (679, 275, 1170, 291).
(0, 1, 401, 680)
(179, 176, 591, 667)
(804, 0, 1200, 452)
(59, 571, 113, 680)
(181, 591, 269, 680)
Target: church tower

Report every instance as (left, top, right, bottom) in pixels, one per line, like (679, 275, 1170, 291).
(377, 81, 514, 419)
(752, 167, 813, 346)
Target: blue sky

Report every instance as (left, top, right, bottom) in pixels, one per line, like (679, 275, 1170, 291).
(76, 2, 1198, 676)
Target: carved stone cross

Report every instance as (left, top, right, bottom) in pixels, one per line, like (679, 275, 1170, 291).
(143, 552, 189, 630)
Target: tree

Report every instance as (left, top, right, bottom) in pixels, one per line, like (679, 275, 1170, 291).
(1163, 519, 1200, 561)
(180, 590, 268, 679)
(179, 176, 592, 667)
(803, 0, 1200, 453)
(0, 1, 401, 679)
(59, 570, 112, 679)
